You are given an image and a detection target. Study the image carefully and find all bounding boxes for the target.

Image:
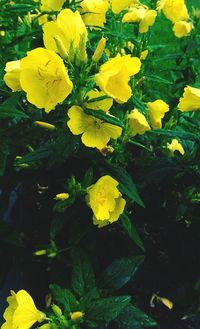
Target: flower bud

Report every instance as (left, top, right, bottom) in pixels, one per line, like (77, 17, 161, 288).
(54, 36, 68, 59)
(92, 37, 106, 62)
(54, 193, 69, 201)
(34, 121, 56, 130)
(52, 304, 62, 316)
(70, 311, 84, 322)
(34, 250, 47, 256)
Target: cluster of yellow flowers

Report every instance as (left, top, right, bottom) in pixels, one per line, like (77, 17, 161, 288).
(3, 0, 200, 230)
(158, 0, 193, 38)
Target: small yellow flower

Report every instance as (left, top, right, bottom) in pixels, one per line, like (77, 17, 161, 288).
(70, 311, 84, 322)
(54, 193, 69, 200)
(20, 48, 73, 112)
(43, 9, 88, 60)
(167, 139, 185, 156)
(178, 86, 200, 112)
(34, 121, 56, 130)
(41, 0, 66, 11)
(147, 99, 169, 129)
(92, 37, 106, 62)
(85, 90, 113, 112)
(87, 175, 126, 228)
(111, 0, 137, 14)
(128, 109, 151, 136)
(157, 0, 189, 23)
(1, 290, 45, 329)
(122, 5, 157, 33)
(34, 249, 47, 256)
(95, 54, 141, 103)
(67, 106, 122, 149)
(79, 0, 109, 28)
(4, 60, 22, 92)
(173, 21, 193, 38)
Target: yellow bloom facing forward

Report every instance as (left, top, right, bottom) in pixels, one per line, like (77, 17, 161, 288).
(43, 9, 88, 59)
(41, 0, 65, 11)
(173, 21, 193, 38)
(79, 0, 109, 28)
(157, 0, 189, 23)
(95, 54, 141, 103)
(167, 139, 185, 156)
(1, 290, 45, 329)
(147, 99, 169, 129)
(4, 60, 22, 92)
(122, 5, 157, 33)
(87, 175, 126, 227)
(20, 48, 73, 112)
(85, 89, 113, 112)
(67, 106, 122, 149)
(178, 86, 200, 112)
(128, 109, 151, 136)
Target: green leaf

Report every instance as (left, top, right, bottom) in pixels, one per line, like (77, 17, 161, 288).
(116, 304, 157, 328)
(16, 145, 52, 164)
(131, 96, 147, 112)
(84, 108, 124, 128)
(106, 164, 145, 207)
(100, 255, 144, 290)
(147, 129, 200, 142)
(71, 249, 96, 297)
(50, 284, 78, 314)
(0, 94, 29, 119)
(145, 75, 173, 85)
(5, 4, 35, 13)
(121, 214, 145, 251)
(87, 296, 131, 321)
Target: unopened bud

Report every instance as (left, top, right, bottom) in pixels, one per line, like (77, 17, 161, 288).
(52, 304, 62, 316)
(54, 36, 68, 59)
(34, 249, 47, 256)
(70, 311, 84, 322)
(92, 37, 106, 62)
(54, 193, 69, 201)
(34, 121, 56, 130)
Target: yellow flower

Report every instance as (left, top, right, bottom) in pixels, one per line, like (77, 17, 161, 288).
(92, 37, 106, 62)
(79, 0, 109, 28)
(95, 54, 141, 103)
(178, 86, 200, 112)
(111, 0, 137, 14)
(1, 290, 45, 329)
(87, 175, 126, 228)
(41, 0, 65, 11)
(34, 121, 56, 130)
(173, 21, 193, 38)
(67, 106, 122, 149)
(122, 5, 157, 33)
(54, 193, 69, 200)
(43, 9, 88, 60)
(147, 99, 169, 129)
(85, 90, 113, 112)
(20, 48, 73, 112)
(167, 139, 185, 156)
(70, 311, 84, 322)
(128, 109, 151, 136)
(4, 60, 22, 92)
(157, 0, 189, 23)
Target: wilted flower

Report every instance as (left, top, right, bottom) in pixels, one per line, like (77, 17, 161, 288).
(20, 48, 73, 112)
(147, 99, 169, 129)
(178, 86, 200, 111)
(86, 175, 126, 227)
(128, 109, 151, 136)
(67, 106, 122, 149)
(95, 54, 141, 103)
